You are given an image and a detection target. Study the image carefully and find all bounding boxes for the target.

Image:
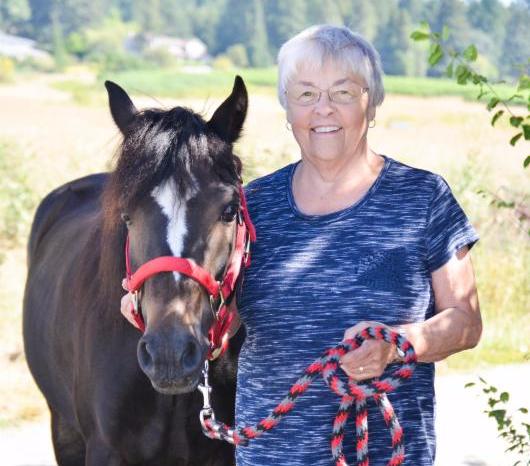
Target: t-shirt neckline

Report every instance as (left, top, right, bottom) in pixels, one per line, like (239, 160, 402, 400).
(286, 154, 392, 222)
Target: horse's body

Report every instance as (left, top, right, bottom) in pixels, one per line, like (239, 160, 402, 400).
(23, 78, 248, 465)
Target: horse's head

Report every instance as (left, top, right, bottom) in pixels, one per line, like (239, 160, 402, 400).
(103, 77, 248, 394)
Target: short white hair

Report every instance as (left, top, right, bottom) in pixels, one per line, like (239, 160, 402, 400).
(277, 25, 385, 109)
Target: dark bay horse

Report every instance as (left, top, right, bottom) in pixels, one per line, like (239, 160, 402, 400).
(23, 77, 248, 465)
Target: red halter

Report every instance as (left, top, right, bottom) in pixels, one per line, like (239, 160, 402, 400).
(125, 186, 256, 360)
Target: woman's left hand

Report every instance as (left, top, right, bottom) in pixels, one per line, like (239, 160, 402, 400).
(340, 321, 396, 381)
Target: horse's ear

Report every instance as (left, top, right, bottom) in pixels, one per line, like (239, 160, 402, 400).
(104, 80, 138, 134)
(208, 75, 248, 144)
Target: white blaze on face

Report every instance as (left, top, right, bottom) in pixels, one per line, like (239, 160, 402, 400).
(151, 179, 188, 283)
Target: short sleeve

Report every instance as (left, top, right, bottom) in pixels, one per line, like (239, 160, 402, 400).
(425, 176, 479, 272)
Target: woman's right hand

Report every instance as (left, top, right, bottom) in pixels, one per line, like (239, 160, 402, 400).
(120, 279, 141, 329)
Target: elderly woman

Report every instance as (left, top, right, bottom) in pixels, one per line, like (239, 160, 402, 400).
(233, 25, 481, 466)
(123, 25, 482, 466)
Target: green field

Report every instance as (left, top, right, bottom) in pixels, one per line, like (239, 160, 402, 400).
(52, 66, 522, 104)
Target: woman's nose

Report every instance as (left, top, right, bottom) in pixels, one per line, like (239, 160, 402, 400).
(313, 93, 334, 116)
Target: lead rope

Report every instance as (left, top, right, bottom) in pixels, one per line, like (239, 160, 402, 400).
(198, 326, 417, 466)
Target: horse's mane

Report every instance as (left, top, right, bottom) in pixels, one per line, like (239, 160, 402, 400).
(95, 105, 242, 316)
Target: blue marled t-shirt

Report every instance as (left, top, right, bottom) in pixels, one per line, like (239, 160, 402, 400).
(236, 155, 479, 466)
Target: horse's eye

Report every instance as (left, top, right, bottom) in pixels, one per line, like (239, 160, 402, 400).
(220, 203, 238, 223)
(121, 213, 131, 225)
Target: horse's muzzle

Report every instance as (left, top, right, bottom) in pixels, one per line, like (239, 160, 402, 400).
(137, 332, 205, 394)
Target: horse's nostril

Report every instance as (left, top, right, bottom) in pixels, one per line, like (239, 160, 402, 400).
(181, 338, 201, 373)
(138, 339, 154, 374)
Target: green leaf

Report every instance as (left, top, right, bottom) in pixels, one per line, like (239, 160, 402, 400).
(525, 156, 530, 169)
(465, 382, 475, 388)
(410, 31, 431, 41)
(500, 392, 510, 402)
(517, 75, 530, 91)
(489, 409, 507, 427)
(419, 20, 430, 31)
(428, 43, 444, 66)
(446, 62, 453, 78)
(463, 44, 478, 62)
(519, 407, 529, 413)
(523, 124, 530, 140)
(510, 116, 524, 127)
(510, 133, 523, 146)
(487, 97, 500, 111)
(491, 110, 504, 126)
(442, 25, 450, 41)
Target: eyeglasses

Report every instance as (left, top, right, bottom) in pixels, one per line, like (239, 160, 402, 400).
(285, 80, 369, 106)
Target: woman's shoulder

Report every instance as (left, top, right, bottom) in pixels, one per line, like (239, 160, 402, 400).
(244, 163, 295, 200)
(384, 156, 448, 194)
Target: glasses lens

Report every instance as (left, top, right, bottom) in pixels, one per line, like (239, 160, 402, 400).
(288, 85, 319, 106)
(330, 82, 364, 104)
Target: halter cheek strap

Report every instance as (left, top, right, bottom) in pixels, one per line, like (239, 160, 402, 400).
(124, 186, 255, 360)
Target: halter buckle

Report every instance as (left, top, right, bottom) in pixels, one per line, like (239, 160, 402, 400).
(209, 287, 225, 320)
(198, 361, 215, 425)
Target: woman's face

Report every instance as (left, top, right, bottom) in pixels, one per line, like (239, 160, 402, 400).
(285, 61, 374, 164)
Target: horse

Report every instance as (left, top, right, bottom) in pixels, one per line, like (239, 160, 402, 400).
(22, 76, 249, 465)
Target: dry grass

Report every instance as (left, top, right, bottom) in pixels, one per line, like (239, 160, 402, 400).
(0, 72, 528, 427)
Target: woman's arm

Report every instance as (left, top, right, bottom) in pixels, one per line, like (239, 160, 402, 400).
(340, 246, 482, 379)
(396, 246, 482, 363)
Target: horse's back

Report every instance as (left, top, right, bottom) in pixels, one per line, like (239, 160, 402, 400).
(27, 173, 108, 265)
(23, 173, 108, 417)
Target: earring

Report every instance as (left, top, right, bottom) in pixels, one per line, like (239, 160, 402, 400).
(368, 119, 376, 128)
(285, 122, 292, 131)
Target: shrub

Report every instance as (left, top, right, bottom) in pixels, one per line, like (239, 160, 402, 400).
(0, 57, 15, 82)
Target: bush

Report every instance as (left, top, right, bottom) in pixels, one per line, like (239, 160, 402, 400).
(226, 44, 249, 68)
(0, 140, 38, 264)
(0, 57, 15, 82)
(212, 55, 234, 71)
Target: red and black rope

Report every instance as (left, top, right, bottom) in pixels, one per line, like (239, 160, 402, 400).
(201, 326, 417, 466)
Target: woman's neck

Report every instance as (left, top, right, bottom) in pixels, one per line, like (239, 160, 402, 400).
(292, 147, 384, 215)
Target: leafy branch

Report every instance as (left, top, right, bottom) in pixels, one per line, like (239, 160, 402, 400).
(466, 378, 530, 465)
(411, 22, 530, 169)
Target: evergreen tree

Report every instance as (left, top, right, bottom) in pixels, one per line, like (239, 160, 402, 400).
(305, 0, 343, 25)
(345, 0, 377, 41)
(133, 0, 162, 33)
(467, 0, 506, 64)
(0, 0, 31, 34)
(246, 0, 272, 66)
(500, 1, 530, 77)
(265, 0, 308, 52)
(376, 8, 414, 75)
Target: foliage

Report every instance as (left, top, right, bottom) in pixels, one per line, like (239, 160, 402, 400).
(465, 378, 530, 465)
(0, 56, 15, 82)
(411, 22, 530, 171)
(0, 140, 38, 264)
(2, 0, 528, 78)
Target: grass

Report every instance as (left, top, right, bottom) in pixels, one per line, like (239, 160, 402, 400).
(51, 65, 524, 105)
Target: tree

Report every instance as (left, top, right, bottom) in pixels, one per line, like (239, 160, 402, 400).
(429, 0, 471, 76)
(467, 0, 507, 65)
(265, 0, 308, 53)
(0, 0, 31, 34)
(246, 0, 272, 67)
(377, 9, 414, 76)
(345, 0, 377, 41)
(500, 1, 530, 77)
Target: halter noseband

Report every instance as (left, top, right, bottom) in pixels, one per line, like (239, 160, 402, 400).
(124, 186, 256, 360)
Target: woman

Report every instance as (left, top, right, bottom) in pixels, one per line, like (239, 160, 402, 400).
(123, 25, 482, 466)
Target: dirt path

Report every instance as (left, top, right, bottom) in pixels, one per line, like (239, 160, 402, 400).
(1, 363, 528, 466)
